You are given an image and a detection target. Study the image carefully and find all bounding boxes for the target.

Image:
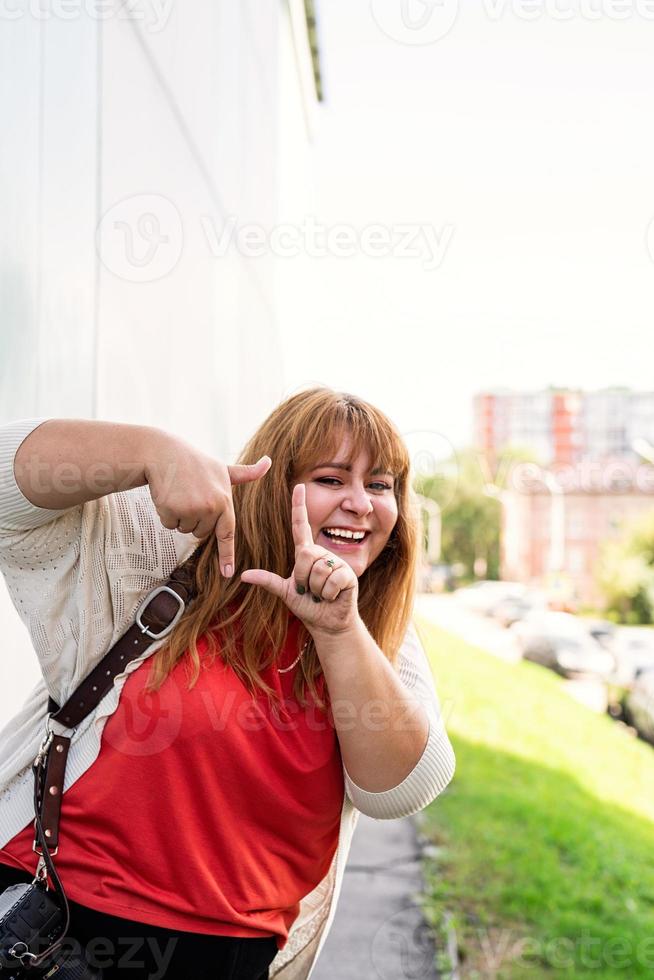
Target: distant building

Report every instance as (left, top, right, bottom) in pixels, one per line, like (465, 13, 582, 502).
(475, 387, 654, 606)
(500, 461, 654, 607)
(474, 387, 654, 468)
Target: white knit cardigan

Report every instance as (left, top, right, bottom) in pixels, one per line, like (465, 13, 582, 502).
(0, 417, 456, 980)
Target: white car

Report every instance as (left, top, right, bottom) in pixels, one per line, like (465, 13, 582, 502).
(488, 589, 550, 627)
(509, 611, 615, 679)
(624, 666, 654, 743)
(455, 581, 527, 615)
(608, 627, 654, 688)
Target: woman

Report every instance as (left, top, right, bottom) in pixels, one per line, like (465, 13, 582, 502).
(0, 386, 455, 980)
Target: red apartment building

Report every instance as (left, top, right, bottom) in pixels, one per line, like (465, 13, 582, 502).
(500, 470, 654, 607)
(474, 388, 654, 607)
(474, 387, 654, 469)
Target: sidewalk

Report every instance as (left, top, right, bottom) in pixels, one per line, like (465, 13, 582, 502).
(312, 812, 442, 980)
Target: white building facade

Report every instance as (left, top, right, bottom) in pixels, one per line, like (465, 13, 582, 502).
(0, 0, 323, 720)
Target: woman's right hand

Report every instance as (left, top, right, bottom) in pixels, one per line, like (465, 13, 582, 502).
(144, 432, 271, 577)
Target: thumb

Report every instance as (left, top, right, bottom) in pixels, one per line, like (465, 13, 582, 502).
(228, 456, 272, 485)
(241, 568, 286, 599)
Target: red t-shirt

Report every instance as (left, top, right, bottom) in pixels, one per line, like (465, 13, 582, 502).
(0, 614, 344, 950)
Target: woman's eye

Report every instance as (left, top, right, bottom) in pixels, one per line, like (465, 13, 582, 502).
(316, 478, 391, 491)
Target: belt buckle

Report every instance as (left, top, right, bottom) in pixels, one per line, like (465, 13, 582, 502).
(135, 586, 185, 640)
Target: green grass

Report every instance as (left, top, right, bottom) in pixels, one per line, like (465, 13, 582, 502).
(414, 618, 654, 979)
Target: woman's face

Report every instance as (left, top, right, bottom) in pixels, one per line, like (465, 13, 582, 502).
(295, 432, 399, 578)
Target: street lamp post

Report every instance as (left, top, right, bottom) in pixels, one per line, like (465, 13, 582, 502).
(416, 494, 441, 563)
(543, 471, 565, 573)
(482, 482, 506, 580)
(632, 437, 654, 465)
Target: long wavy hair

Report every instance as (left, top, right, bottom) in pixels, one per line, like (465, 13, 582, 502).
(144, 385, 421, 711)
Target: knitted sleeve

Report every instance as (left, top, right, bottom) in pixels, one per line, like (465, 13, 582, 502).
(0, 417, 193, 702)
(0, 417, 82, 531)
(341, 620, 456, 820)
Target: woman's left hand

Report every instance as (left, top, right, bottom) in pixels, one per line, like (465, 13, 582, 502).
(240, 483, 361, 636)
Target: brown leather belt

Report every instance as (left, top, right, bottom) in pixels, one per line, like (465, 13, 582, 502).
(34, 553, 199, 853)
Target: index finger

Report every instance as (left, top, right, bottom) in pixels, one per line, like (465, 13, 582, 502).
(215, 496, 236, 576)
(291, 483, 314, 549)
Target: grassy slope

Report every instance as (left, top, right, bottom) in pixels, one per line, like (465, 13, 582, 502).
(414, 617, 654, 979)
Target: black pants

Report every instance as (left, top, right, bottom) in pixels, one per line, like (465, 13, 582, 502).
(0, 863, 278, 979)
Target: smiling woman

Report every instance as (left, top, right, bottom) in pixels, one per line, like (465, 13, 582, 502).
(0, 386, 455, 980)
(141, 386, 422, 712)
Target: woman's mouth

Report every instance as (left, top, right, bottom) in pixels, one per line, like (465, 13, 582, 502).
(319, 529, 370, 551)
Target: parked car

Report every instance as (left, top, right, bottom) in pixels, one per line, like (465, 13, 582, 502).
(608, 627, 654, 688)
(455, 581, 527, 616)
(419, 562, 457, 593)
(488, 589, 549, 628)
(584, 619, 617, 651)
(509, 611, 615, 679)
(623, 665, 654, 744)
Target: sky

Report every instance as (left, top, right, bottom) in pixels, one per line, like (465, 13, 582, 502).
(280, 0, 654, 457)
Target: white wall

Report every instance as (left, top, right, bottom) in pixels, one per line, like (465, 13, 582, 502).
(0, 0, 320, 726)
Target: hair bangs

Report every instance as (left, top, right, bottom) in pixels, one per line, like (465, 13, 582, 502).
(290, 396, 409, 485)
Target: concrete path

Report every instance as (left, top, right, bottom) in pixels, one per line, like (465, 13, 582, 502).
(312, 812, 442, 980)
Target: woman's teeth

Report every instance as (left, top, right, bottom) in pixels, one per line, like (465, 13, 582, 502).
(321, 528, 368, 546)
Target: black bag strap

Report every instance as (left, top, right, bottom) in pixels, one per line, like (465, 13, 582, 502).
(27, 546, 202, 968)
(46, 554, 200, 726)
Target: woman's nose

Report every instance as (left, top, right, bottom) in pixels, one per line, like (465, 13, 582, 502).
(341, 485, 374, 516)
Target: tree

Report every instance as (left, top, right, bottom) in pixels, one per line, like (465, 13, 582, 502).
(414, 444, 540, 581)
(414, 449, 493, 580)
(596, 510, 654, 624)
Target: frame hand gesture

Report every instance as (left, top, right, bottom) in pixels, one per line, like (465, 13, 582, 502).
(240, 483, 360, 636)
